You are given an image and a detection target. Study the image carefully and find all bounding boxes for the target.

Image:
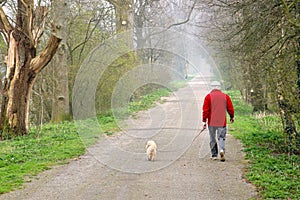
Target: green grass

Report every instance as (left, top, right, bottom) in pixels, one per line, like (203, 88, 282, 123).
(0, 122, 85, 194)
(0, 115, 123, 194)
(129, 87, 171, 113)
(0, 81, 186, 194)
(128, 78, 190, 114)
(226, 90, 300, 199)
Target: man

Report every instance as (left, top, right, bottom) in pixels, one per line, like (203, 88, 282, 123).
(202, 81, 234, 162)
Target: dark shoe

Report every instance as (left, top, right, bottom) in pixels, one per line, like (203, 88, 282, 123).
(220, 150, 225, 162)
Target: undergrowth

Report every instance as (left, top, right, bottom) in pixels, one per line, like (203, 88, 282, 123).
(227, 90, 300, 199)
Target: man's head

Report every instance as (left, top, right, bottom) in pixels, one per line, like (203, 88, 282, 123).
(210, 81, 221, 90)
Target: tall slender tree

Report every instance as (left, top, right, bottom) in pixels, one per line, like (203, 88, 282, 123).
(51, 0, 70, 123)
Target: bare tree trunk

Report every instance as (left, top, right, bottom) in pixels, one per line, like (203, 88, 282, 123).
(0, 1, 63, 137)
(277, 82, 298, 154)
(51, 0, 70, 122)
(51, 42, 70, 122)
(0, 30, 37, 136)
(107, 0, 134, 32)
(116, 1, 133, 32)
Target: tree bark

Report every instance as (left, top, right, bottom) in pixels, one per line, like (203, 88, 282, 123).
(277, 91, 298, 154)
(51, 42, 70, 122)
(0, 1, 63, 137)
(51, 0, 70, 123)
(107, 0, 134, 32)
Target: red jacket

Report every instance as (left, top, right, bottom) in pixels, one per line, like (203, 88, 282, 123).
(202, 89, 234, 127)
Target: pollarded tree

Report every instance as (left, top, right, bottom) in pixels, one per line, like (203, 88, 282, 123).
(0, 0, 66, 137)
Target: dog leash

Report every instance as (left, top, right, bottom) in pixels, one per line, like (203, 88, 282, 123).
(192, 128, 206, 143)
(157, 128, 207, 153)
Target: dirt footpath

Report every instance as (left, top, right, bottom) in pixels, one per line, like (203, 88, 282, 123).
(0, 76, 257, 200)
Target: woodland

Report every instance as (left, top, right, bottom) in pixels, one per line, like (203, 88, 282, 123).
(0, 0, 299, 155)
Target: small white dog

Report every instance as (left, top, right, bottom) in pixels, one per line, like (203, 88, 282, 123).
(145, 140, 157, 161)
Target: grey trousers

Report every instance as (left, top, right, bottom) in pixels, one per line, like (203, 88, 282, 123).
(208, 126, 227, 157)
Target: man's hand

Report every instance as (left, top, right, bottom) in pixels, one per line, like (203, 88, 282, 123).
(202, 122, 207, 129)
(230, 117, 234, 123)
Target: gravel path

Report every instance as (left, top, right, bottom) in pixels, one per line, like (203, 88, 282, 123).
(0, 76, 257, 200)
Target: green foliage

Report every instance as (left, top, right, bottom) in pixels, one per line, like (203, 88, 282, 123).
(0, 122, 85, 194)
(0, 37, 6, 52)
(97, 115, 120, 136)
(0, 114, 121, 194)
(96, 52, 137, 113)
(225, 90, 253, 115)
(229, 91, 300, 199)
(211, 0, 300, 126)
(128, 79, 188, 114)
(129, 87, 170, 113)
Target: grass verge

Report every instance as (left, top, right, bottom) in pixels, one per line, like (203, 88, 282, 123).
(0, 122, 84, 194)
(227, 90, 300, 199)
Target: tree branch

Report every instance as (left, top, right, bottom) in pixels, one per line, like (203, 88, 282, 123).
(0, 6, 13, 43)
(166, 0, 196, 30)
(30, 34, 62, 73)
(146, 0, 197, 39)
(281, 0, 300, 28)
(106, 0, 118, 8)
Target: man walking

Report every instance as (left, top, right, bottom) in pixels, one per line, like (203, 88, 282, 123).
(202, 81, 234, 162)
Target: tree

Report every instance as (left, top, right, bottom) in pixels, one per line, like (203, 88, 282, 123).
(199, 0, 300, 153)
(106, 0, 134, 33)
(66, 1, 115, 115)
(51, 0, 70, 123)
(0, 1, 65, 137)
(30, 0, 114, 125)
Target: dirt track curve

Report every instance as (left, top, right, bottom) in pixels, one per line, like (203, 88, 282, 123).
(0, 76, 257, 200)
